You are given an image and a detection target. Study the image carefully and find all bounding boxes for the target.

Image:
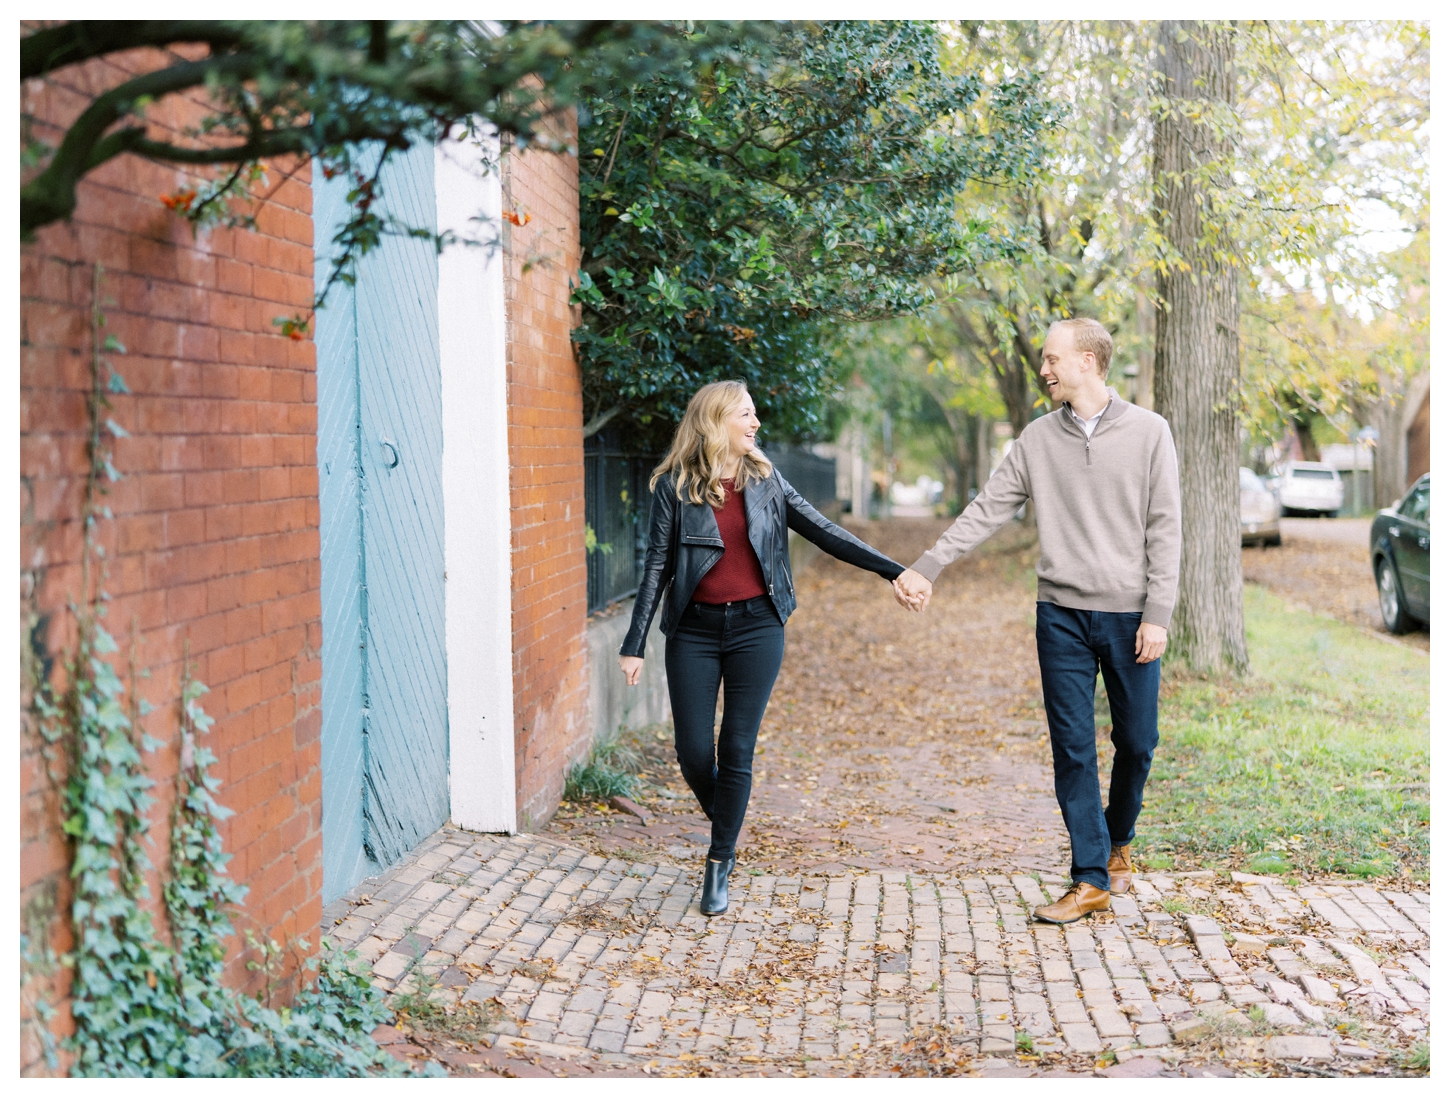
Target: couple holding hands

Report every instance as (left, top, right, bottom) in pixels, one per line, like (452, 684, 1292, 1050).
(618, 318, 1181, 920)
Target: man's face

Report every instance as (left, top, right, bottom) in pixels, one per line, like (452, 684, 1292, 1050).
(1040, 329, 1097, 404)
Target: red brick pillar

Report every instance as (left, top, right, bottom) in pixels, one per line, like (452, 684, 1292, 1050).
(502, 124, 591, 830)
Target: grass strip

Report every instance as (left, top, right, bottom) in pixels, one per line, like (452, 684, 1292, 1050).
(1139, 584, 1429, 882)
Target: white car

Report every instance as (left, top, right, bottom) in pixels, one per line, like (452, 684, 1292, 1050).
(1278, 461, 1345, 517)
(1240, 467, 1282, 546)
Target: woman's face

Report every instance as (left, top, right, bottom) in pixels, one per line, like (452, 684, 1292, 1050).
(725, 394, 760, 460)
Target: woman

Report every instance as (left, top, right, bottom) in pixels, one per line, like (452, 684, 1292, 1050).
(618, 380, 907, 916)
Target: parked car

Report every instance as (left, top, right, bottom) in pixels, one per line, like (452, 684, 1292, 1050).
(1240, 467, 1282, 546)
(1278, 461, 1345, 517)
(1371, 473, 1430, 633)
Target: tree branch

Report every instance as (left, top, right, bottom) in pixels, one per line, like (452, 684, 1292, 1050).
(582, 404, 623, 438)
(22, 52, 260, 233)
(21, 20, 245, 81)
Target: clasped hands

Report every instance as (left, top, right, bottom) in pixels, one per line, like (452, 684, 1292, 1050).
(892, 568, 932, 612)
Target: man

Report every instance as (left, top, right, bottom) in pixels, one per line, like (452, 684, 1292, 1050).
(894, 318, 1180, 924)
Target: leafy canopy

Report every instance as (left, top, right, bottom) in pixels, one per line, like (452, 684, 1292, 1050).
(887, 20, 1427, 440)
(21, 20, 754, 310)
(572, 20, 1050, 451)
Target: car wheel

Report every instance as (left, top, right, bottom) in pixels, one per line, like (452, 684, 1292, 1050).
(1264, 534, 1282, 547)
(1377, 557, 1412, 635)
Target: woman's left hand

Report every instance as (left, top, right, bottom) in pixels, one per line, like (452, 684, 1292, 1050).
(893, 569, 932, 611)
(619, 655, 644, 685)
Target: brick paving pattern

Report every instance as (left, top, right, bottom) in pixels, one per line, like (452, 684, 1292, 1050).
(326, 827, 1430, 1077)
(327, 519, 1429, 1077)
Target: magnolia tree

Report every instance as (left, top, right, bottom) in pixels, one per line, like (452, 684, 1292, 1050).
(570, 20, 1052, 453)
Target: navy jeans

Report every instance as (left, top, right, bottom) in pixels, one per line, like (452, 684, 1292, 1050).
(665, 596, 785, 862)
(1035, 601, 1161, 892)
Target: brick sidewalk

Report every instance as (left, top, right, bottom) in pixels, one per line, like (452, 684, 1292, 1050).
(321, 520, 1429, 1077)
(323, 826, 1431, 1078)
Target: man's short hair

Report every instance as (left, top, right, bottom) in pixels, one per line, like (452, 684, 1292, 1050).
(1047, 318, 1114, 378)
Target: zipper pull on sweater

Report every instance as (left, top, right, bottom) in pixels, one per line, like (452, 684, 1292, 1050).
(1086, 439, 1092, 465)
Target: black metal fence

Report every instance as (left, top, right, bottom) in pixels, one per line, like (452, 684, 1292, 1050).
(584, 432, 654, 613)
(766, 444, 840, 520)
(584, 437, 839, 613)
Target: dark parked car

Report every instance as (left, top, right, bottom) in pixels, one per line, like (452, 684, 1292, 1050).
(1371, 473, 1430, 633)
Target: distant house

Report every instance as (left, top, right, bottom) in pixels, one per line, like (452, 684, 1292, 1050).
(1404, 377, 1430, 486)
(21, 50, 594, 1071)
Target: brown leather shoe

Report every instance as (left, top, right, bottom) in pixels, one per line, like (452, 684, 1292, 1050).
(1033, 881, 1113, 924)
(1108, 844, 1134, 895)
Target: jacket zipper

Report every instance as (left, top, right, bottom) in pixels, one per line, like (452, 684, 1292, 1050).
(1085, 438, 1092, 466)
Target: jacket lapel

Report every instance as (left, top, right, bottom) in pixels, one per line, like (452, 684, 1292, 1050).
(680, 497, 724, 546)
(743, 474, 775, 527)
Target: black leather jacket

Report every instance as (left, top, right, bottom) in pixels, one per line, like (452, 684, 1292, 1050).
(619, 468, 905, 657)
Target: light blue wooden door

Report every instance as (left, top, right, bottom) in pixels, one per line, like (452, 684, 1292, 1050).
(316, 143, 450, 900)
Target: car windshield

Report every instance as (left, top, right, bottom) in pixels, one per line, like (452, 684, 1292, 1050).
(1292, 468, 1337, 480)
(1400, 483, 1430, 523)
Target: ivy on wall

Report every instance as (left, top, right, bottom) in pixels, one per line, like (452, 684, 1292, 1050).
(22, 265, 426, 1077)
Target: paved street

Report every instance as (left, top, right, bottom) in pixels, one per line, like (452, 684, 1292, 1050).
(321, 518, 1430, 1077)
(1244, 517, 1428, 650)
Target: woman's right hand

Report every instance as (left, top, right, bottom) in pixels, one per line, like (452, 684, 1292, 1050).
(619, 656, 644, 686)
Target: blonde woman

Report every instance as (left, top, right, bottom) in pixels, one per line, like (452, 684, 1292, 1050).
(618, 380, 907, 916)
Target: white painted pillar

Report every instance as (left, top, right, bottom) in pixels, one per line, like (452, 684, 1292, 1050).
(436, 127, 517, 833)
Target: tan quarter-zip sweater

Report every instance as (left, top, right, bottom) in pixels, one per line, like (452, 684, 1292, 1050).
(910, 391, 1182, 627)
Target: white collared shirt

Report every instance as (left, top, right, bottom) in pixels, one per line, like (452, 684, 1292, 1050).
(1069, 402, 1108, 438)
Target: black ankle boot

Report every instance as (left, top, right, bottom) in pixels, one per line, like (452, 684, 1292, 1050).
(701, 858, 730, 916)
(726, 853, 736, 877)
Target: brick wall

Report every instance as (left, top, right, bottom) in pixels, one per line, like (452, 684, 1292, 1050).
(503, 127, 592, 830)
(20, 48, 323, 1071)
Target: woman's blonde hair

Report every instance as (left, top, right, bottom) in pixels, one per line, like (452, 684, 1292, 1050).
(651, 380, 773, 507)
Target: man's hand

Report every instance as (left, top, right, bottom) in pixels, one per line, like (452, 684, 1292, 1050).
(893, 568, 932, 612)
(619, 655, 644, 685)
(1135, 623, 1167, 664)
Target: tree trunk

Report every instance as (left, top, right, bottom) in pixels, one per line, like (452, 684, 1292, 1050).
(954, 416, 976, 509)
(1151, 21, 1248, 675)
(976, 414, 993, 491)
(1134, 284, 1155, 410)
(1293, 419, 1320, 462)
(947, 305, 1040, 439)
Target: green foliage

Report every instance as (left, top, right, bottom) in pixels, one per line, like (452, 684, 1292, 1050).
(574, 20, 1050, 452)
(21, 19, 756, 333)
(388, 966, 505, 1045)
(583, 522, 613, 556)
(918, 21, 1427, 445)
(564, 731, 644, 802)
(830, 315, 1008, 507)
(25, 268, 417, 1076)
(1142, 585, 1429, 880)
(164, 665, 248, 1040)
(1244, 851, 1291, 876)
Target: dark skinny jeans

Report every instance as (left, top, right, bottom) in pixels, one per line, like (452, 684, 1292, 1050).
(665, 596, 785, 862)
(1035, 601, 1161, 892)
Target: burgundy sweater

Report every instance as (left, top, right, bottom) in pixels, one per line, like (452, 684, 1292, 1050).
(692, 478, 769, 604)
